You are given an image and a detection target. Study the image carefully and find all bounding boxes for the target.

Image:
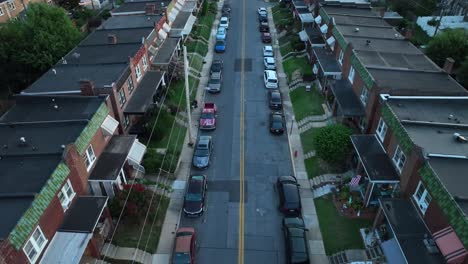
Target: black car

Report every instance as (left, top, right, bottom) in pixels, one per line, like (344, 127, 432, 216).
(262, 32, 272, 43)
(258, 15, 267, 23)
(259, 22, 270, 32)
(210, 59, 223, 74)
(269, 90, 282, 109)
(269, 112, 285, 134)
(282, 217, 310, 264)
(192, 136, 213, 169)
(183, 175, 207, 217)
(276, 176, 302, 216)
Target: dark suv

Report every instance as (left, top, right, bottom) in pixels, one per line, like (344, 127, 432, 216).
(276, 176, 302, 216)
(183, 175, 207, 217)
(283, 217, 310, 264)
(269, 90, 282, 109)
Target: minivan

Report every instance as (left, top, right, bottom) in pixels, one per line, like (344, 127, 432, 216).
(264, 70, 278, 89)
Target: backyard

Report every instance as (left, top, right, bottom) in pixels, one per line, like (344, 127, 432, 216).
(290, 87, 325, 121)
(315, 195, 372, 255)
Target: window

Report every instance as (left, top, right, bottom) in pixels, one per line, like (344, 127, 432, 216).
(118, 88, 126, 107)
(123, 114, 130, 128)
(127, 77, 134, 94)
(348, 66, 355, 84)
(84, 145, 96, 171)
(0, 7, 4, 16)
(338, 50, 344, 65)
(359, 118, 367, 132)
(23, 226, 47, 263)
(376, 118, 387, 142)
(413, 181, 432, 214)
(360, 87, 369, 105)
(58, 179, 75, 210)
(142, 56, 148, 71)
(392, 145, 406, 172)
(135, 65, 142, 81)
(8, 1, 15, 10)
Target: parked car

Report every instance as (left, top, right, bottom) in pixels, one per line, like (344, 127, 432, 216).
(258, 7, 267, 16)
(216, 26, 227, 40)
(276, 176, 301, 215)
(222, 9, 231, 19)
(269, 111, 285, 134)
(219, 17, 229, 29)
(258, 15, 267, 23)
(282, 217, 310, 264)
(183, 175, 207, 217)
(262, 32, 272, 43)
(264, 70, 278, 89)
(192, 136, 213, 169)
(222, 3, 231, 13)
(269, 90, 282, 109)
(172, 227, 196, 264)
(211, 59, 223, 74)
(264, 56, 276, 70)
(215, 40, 226, 53)
(200, 103, 217, 130)
(259, 22, 270, 32)
(263, 45, 274, 57)
(207, 71, 222, 93)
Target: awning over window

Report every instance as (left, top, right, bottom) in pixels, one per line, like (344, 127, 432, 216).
(175, 2, 183, 11)
(101, 115, 119, 136)
(330, 80, 365, 117)
(313, 47, 341, 74)
(299, 13, 314, 23)
(314, 15, 322, 24)
(326, 36, 335, 46)
(124, 71, 164, 114)
(320, 24, 328, 34)
(298, 30, 308, 42)
(128, 139, 147, 166)
(169, 8, 179, 23)
(163, 22, 171, 33)
(433, 226, 468, 263)
(158, 28, 168, 41)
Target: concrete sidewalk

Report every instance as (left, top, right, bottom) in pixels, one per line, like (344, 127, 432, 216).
(267, 7, 329, 264)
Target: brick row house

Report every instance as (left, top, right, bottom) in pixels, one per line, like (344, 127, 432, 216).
(0, 0, 51, 23)
(297, 0, 468, 263)
(0, 95, 147, 263)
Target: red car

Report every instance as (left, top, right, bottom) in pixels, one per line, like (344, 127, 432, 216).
(262, 32, 272, 43)
(172, 227, 197, 264)
(199, 102, 217, 130)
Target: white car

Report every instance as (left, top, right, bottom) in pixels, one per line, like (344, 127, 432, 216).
(264, 70, 278, 89)
(263, 45, 274, 57)
(264, 57, 276, 70)
(258, 7, 267, 16)
(220, 17, 229, 29)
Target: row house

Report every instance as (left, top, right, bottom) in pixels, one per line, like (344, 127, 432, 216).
(353, 96, 468, 264)
(0, 0, 50, 23)
(0, 95, 146, 264)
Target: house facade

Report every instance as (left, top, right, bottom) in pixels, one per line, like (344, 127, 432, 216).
(0, 0, 50, 23)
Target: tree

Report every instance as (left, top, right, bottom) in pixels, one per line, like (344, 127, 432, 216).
(425, 29, 468, 68)
(313, 124, 352, 165)
(0, 3, 82, 95)
(456, 58, 468, 88)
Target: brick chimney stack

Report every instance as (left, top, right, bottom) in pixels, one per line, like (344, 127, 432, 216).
(108, 34, 117, 44)
(443, 57, 455, 74)
(145, 3, 156, 15)
(80, 80, 95, 96)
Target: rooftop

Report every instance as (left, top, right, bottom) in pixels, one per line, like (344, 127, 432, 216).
(171, 11, 192, 29)
(337, 24, 400, 39)
(62, 43, 142, 65)
(347, 36, 421, 54)
(112, 1, 169, 14)
(313, 47, 341, 73)
(152, 37, 180, 64)
(80, 28, 154, 46)
(330, 79, 365, 117)
(0, 196, 35, 239)
(99, 15, 163, 30)
(59, 196, 108, 233)
(332, 14, 388, 27)
(358, 51, 439, 71)
(124, 71, 164, 114)
(323, 6, 377, 17)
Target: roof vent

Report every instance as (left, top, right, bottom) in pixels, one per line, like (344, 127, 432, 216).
(19, 137, 26, 145)
(32, 146, 37, 151)
(448, 114, 454, 120)
(3, 145, 7, 149)
(355, 27, 359, 32)
(53, 104, 59, 109)
(52, 68, 57, 75)
(454, 133, 467, 143)
(394, 33, 399, 38)
(61, 57, 67, 64)
(61, 145, 66, 149)
(72, 52, 80, 59)
(366, 40, 371, 46)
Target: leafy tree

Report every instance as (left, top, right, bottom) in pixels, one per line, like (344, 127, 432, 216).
(313, 124, 352, 165)
(425, 29, 468, 68)
(456, 58, 468, 88)
(0, 3, 82, 95)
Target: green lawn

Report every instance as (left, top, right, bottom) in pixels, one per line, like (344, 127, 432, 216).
(300, 128, 318, 154)
(304, 156, 329, 179)
(280, 43, 293, 57)
(186, 39, 208, 57)
(315, 195, 372, 255)
(113, 196, 170, 253)
(282, 56, 313, 80)
(290, 87, 325, 121)
(188, 53, 204, 72)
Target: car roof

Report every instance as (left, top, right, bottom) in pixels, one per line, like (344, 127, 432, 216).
(283, 184, 300, 203)
(264, 45, 273, 50)
(270, 91, 281, 97)
(199, 135, 211, 141)
(263, 32, 271, 36)
(188, 176, 204, 193)
(175, 233, 193, 253)
(221, 17, 228, 20)
(211, 71, 221, 78)
(265, 57, 275, 62)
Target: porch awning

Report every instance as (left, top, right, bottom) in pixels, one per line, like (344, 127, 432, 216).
(326, 36, 335, 46)
(158, 28, 168, 41)
(313, 47, 341, 74)
(163, 22, 171, 33)
(182, 14, 197, 36)
(330, 79, 365, 117)
(351, 135, 399, 182)
(314, 15, 322, 24)
(298, 30, 308, 42)
(128, 139, 147, 166)
(59, 196, 108, 233)
(124, 71, 164, 114)
(152, 37, 180, 65)
(433, 226, 468, 263)
(320, 24, 328, 34)
(40, 232, 93, 264)
(379, 198, 444, 264)
(89, 136, 136, 181)
(381, 238, 407, 264)
(101, 115, 119, 136)
(305, 26, 325, 45)
(299, 13, 314, 23)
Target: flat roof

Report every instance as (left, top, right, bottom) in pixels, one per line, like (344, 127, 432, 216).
(333, 14, 388, 27)
(63, 43, 142, 65)
(358, 51, 439, 71)
(348, 36, 421, 54)
(172, 11, 192, 29)
(59, 196, 108, 233)
(89, 136, 136, 181)
(351, 135, 399, 182)
(99, 15, 163, 30)
(380, 198, 443, 264)
(331, 79, 365, 117)
(152, 37, 180, 64)
(369, 68, 468, 96)
(112, 1, 169, 13)
(80, 28, 154, 46)
(313, 48, 341, 73)
(1, 95, 106, 123)
(23, 63, 129, 94)
(124, 71, 164, 114)
(0, 196, 35, 239)
(323, 6, 377, 17)
(305, 26, 325, 44)
(337, 24, 399, 39)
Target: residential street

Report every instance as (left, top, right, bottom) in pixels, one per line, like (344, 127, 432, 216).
(179, 0, 292, 263)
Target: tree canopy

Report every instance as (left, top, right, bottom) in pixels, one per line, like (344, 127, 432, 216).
(313, 124, 352, 166)
(426, 29, 468, 68)
(0, 3, 82, 95)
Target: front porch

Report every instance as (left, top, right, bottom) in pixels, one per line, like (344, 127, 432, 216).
(327, 79, 365, 129)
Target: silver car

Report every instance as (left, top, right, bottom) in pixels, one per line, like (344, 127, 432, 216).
(207, 71, 222, 93)
(264, 57, 276, 70)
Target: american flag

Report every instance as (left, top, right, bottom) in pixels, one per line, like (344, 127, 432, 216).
(349, 175, 362, 186)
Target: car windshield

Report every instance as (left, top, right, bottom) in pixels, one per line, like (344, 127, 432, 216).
(271, 96, 281, 102)
(186, 192, 202, 202)
(173, 253, 191, 264)
(216, 41, 224, 45)
(209, 78, 220, 84)
(270, 79, 277, 83)
(195, 149, 209, 156)
(217, 28, 225, 34)
(201, 112, 214, 119)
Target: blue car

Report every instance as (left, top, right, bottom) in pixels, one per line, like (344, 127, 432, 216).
(215, 40, 226, 53)
(216, 27, 226, 40)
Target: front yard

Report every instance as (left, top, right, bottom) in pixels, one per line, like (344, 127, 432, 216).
(290, 87, 325, 121)
(282, 56, 314, 80)
(315, 195, 372, 255)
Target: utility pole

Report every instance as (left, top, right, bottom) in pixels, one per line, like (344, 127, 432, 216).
(183, 45, 194, 146)
(434, 4, 446, 36)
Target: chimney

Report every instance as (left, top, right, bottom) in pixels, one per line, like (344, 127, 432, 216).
(145, 3, 156, 15)
(405, 28, 413, 39)
(443, 57, 455, 74)
(80, 80, 95, 96)
(108, 34, 117, 44)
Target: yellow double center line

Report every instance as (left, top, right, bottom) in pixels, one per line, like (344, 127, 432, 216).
(237, 0, 246, 262)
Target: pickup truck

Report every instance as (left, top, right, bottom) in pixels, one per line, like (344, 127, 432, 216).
(199, 103, 217, 130)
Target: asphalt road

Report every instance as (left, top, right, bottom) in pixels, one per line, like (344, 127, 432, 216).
(180, 0, 294, 263)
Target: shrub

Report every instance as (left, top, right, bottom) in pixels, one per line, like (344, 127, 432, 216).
(313, 124, 352, 165)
